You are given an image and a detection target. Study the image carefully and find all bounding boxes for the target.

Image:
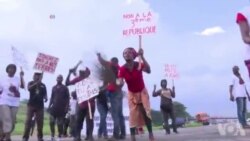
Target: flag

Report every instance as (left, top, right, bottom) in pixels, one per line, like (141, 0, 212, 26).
(11, 46, 29, 70)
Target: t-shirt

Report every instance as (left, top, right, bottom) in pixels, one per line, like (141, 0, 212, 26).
(231, 75, 247, 98)
(50, 84, 70, 116)
(236, 6, 250, 60)
(0, 75, 21, 107)
(69, 99, 77, 115)
(106, 63, 120, 93)
(160, 89, 173, 106)
(118, 62, 145, 93)
(27, 81, 47, 109)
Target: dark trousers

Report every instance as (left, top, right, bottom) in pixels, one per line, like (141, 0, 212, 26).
(49, 114, 65, 137)
(117, 92, 126, 137)
(63, 116, 70, 136)
(161, 104, 177, 133)
(75, 105, 95, 140)
(69, 115, 76, 137)
(97, 100, 108, 137)
(23, 106, 44, 140)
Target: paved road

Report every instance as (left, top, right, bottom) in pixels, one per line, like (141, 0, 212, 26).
(11, 125, 250, 141)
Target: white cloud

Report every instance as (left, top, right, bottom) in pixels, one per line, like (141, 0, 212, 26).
(0, 0, 20, 11)
(126, 0, 133, 5)
(195, 26, 225, 36)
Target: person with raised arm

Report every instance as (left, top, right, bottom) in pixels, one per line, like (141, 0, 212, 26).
(96, 53, 126, 140)
(152, 79, 178, 134)
(22, 72, 47, 141)
(116, 47, 154, 141)
(65, 66, 95, 141)
(0, 64, 25, 141)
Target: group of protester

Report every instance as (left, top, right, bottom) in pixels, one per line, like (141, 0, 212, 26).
(0, 47, 179, 141)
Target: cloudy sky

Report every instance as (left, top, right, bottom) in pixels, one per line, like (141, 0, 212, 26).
(0, 0, 249, 117)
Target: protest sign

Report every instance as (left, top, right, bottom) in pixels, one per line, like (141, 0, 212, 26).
(75, 78, 99, 104)
(165, 64, 179, 79)
(123, 11, 156, 36)
(33, 53, 59, 73)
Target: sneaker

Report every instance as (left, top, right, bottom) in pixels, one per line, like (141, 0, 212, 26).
(173, 130, 179, 134)
(22, 138, 28, 141)
(63, 134, 68, 137)
(51, 137, 56, 141)
(242, 124, 250, 129)
(84, 136, 94, 141)
(130, 135, 136, 141)
(73, 138, 81, 141)
(103, 135, 109, 140)
(97, 135, 101, 139)
(149, 133, 155, 141)
(119, 135, 126, 140)
(88, 136, 94, 141)
(166, 129, 171, 134)
(107, 137, 118, 141)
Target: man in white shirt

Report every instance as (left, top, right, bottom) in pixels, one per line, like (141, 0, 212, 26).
(69, 91, 77, 137)
(0, 64, 25, 141)
(229, 66, 250, 129)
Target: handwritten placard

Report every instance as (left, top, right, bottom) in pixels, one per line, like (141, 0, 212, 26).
(165, 64, 179, 79)
(75, 78, 99, 104)
(123, 11, 156, 36)
(33, 53, 59, 73)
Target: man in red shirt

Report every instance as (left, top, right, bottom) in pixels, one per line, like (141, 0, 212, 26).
(65, 67, 95, 141)
(117, 47, 154, 141)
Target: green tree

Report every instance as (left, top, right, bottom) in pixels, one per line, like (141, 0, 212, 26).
(151, 110, 163, 126)
(173, 101, 191, 118)
(247, 112, 250, 118)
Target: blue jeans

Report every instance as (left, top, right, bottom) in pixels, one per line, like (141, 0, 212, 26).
(117, 92, 126, 137)
(97, 100, 108, 137)
(236, 97, 247, 126)
(107, 91, 120, 138)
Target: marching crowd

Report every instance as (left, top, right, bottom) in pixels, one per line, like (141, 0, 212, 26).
(0, 47, 178, 141)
